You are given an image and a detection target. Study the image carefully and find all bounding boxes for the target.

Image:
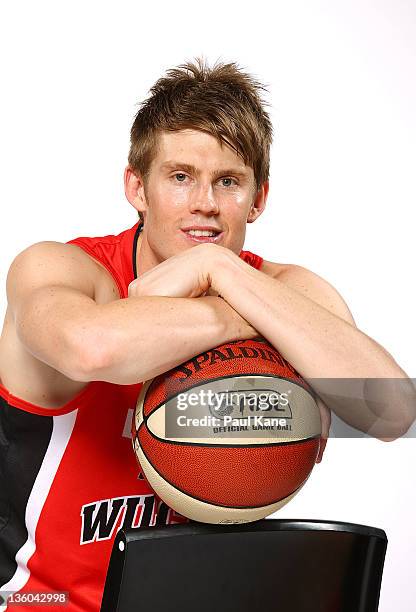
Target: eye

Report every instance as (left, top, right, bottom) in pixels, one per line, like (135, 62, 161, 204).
(174, 173, 187, 182)
(220, 177, 236, 187)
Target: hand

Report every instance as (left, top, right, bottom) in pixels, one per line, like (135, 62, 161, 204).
(128, 243, 233, 299)
(128, 243, 259, 343)
(315, 397, 331, 463)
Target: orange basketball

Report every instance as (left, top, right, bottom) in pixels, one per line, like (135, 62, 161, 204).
(132, 337, 322, 524)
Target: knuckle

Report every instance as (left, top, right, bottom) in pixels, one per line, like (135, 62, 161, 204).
(195, 242, 218, 253)
(128, 280, 142, 297)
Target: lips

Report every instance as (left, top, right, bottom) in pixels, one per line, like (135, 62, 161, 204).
(181, 228, 223, 244)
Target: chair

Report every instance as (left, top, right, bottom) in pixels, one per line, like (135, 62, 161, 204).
(100, 518, 387, 612)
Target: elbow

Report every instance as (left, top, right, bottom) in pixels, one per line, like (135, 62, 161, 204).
(364, 376, 416, 442)
(375, 418, 415, 442)
(67, 326, 146, 385)
(376, 421, 414, 442)
(79, 338, 114, 382)
(63, 327, 114, 382)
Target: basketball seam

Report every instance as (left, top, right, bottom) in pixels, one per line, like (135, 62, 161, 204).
(136, 440, 314, 509)
(138, 419, 321, 449)
(142, 372, 316, 420)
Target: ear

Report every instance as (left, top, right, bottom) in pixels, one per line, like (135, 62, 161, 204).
(247, 181, 269, 223)
(124, 166, 148, 217)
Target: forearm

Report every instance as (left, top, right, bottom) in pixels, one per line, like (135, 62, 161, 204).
(83, 295, 253, 384)
(222, 265, 399, 378)
(216, 259, 415, 438)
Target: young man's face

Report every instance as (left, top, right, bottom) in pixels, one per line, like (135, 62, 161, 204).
(126, 129, 268, 268)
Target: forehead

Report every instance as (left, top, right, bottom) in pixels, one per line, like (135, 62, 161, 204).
(152, 129, 251, 174)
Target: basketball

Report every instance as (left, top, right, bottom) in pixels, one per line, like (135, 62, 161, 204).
(131, 337, 322, 524)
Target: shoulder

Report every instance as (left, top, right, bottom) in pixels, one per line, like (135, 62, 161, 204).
(260, 259, 356, 326)
(6, 241, 109, 305)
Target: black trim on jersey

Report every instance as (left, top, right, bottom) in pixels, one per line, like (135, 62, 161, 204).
(0, 398, 53, 584)
(132, 222, 144, 280)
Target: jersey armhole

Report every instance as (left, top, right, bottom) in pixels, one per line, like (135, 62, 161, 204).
(67, 240, 124, 299)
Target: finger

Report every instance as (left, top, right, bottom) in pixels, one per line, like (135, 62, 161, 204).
(206, 287, 220, 297)
(315, 436, 328, 464)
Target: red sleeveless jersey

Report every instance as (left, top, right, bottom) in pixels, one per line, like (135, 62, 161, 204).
(0, 222, 263, 611)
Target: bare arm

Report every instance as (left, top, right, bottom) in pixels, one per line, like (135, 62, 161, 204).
(128, 243, 415, 441)
(6, 242, 256, 385)
(212, 254, 415, 440)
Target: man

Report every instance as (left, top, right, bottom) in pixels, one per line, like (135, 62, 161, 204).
(0, 59, 413, 610)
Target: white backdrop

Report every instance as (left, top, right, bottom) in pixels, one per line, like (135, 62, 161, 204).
(1, 1, 415, 609)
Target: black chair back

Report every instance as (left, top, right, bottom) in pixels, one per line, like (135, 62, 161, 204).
(101, 519, 387, 612)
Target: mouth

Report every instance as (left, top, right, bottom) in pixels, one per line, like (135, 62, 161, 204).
(181, 228, 223, 243)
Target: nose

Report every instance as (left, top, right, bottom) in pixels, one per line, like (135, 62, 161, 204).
(189, 182, 220, 216)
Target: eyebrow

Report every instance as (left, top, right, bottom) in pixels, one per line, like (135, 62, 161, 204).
(160, 161, 249, 179)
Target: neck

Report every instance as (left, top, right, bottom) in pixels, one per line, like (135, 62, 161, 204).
(134, 227, 162, 277)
